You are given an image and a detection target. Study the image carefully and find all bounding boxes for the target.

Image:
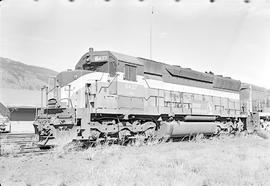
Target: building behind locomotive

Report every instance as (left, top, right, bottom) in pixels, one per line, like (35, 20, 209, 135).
(0, 102, 11, 133)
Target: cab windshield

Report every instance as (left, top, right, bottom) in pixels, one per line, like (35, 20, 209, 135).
(83, 61, 107, 72)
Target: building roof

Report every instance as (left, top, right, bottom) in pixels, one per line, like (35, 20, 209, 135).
(0, 88, 43, 108)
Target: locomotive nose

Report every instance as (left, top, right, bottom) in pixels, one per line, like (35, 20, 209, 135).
(56, 70, 92, 88)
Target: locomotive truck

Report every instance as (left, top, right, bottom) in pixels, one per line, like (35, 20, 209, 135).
(33, 48, 270, 146)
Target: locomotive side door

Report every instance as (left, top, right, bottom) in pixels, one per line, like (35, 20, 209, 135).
(108, 60, 117, 95)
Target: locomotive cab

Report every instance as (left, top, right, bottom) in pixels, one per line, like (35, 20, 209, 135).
(76, 48, 117, 77)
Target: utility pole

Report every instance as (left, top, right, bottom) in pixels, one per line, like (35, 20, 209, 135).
(249, 84, 253, 113)
(149, 4, 154, 59)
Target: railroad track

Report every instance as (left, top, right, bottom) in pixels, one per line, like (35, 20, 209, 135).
(0, 133, 49, 155)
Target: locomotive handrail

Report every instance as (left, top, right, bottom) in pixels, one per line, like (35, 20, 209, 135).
(143, 78, 151, 88)
(58, 98, 74, 108)
(47, 85, 59, 96)
(47, 76, 59, 95)
(98, 74, 119, 93)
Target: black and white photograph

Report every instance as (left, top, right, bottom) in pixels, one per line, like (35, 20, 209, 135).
(0, 0, 270, 185)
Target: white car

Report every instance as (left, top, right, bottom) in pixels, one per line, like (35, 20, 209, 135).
(0, 117, 11, 133)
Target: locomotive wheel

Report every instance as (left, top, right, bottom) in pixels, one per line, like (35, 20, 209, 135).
(118, 129, 131, 144)
(144, 127, 156, 139)
(237, 120, 244, 132)
(89, 129, 101, 140)
(214, 126, 222, 136)
(54, 126, 77, 143)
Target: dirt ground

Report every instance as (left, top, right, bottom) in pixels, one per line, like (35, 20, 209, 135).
(0, 135, 270, 186)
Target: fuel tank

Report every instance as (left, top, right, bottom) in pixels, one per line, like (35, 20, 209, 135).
(157, 121, 218, 138)
(184, 116, 216, 121)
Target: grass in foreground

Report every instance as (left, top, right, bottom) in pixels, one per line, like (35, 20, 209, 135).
(0, 134, 270, 186)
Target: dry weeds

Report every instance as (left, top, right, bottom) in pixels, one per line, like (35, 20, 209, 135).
(0, 134, 270, 186)
(0, 137, 20, 155)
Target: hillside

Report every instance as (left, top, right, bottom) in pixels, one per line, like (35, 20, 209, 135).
(0, 57, 58, 90)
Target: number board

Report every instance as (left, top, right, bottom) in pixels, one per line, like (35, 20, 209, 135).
(94, 55, 108, 62)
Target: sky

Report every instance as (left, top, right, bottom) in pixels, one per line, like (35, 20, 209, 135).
(1, 0, 270, 88)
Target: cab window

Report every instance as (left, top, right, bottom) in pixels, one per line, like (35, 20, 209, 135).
(124, 64, 136, 81)
(109, 62, 116, 77)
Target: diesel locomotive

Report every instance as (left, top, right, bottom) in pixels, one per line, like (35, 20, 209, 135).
(33, 48, 270, 146)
